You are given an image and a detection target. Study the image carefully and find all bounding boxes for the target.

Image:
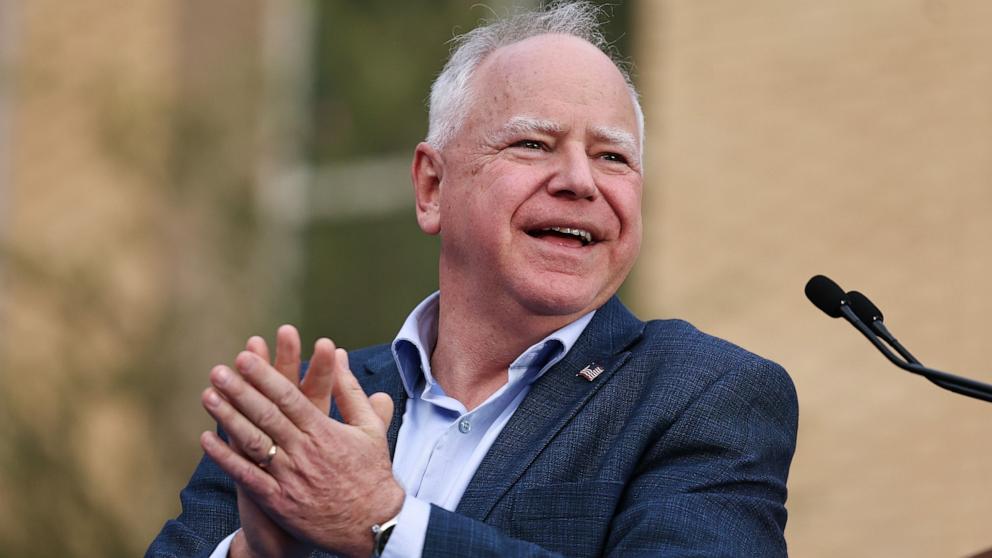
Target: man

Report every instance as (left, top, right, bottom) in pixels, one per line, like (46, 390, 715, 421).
(148, 3, 798, 557)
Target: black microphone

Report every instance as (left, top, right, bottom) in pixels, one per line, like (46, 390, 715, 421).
(846, 290, 920, 365)
(804, 275, 912, 370)
(805, 275, 992, 404)
(804, 275, 846, 318)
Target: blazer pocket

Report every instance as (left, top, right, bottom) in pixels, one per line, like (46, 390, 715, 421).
(510, 480, 625, 520)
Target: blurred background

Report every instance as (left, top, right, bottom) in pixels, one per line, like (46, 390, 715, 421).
(1, 0, 990, 556)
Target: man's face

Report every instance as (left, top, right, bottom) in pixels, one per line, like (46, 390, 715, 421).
(422, 34, 643, 320)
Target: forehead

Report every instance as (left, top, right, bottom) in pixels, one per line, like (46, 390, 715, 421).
(467, 34, 637, 134)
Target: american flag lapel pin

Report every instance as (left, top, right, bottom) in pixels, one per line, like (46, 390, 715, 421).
(577, 362, 605, 382)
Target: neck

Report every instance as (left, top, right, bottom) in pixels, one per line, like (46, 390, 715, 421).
(428, 278, 584, 410)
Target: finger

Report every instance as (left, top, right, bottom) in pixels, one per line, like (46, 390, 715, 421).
(201, 430, 280, 499)
(246, 335, 271, 363)
(273, 325, 302, 385)
(211, 363, 299, 445)
(202, 386, 279, 466)
(331, 348, 383, 430)
(368, 392, 394, 428)
(234, 351, 323, 431)
(300, 338, 335, 414)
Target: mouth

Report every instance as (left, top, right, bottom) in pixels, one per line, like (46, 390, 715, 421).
(526, 226, 594, 247)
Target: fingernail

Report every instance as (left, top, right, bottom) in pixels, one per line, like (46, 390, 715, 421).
(205, 390, 221, 407)
(214, 367, 231, 386)
(236, 353, 255, 374)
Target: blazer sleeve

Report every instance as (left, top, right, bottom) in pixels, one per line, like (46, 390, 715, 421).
(419, 357, 798, 558)
(145, 446, 242, 558)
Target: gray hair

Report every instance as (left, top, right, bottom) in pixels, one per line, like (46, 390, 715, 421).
(426, 1, 644, 159)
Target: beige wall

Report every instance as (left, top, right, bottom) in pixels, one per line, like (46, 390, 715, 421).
(1, 2, 180, 551)
(632, 1, 992, 556)
(0, 0, 301, 553)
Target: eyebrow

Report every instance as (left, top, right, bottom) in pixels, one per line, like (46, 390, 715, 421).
(589, 125, 639, 158)
(487, 115, 566, 145)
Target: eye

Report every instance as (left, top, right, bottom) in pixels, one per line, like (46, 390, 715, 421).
(600, 152, 628, 164)
(511, 139, 546, 150)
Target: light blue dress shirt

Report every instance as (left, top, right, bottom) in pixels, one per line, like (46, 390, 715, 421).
(383, 292, 594, 557)
(210, 291, 593, 557)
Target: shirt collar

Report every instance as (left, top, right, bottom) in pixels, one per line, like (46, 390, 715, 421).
(390, 291, 596, 398)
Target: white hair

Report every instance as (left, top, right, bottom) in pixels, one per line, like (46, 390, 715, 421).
(426, 1, 645, 159)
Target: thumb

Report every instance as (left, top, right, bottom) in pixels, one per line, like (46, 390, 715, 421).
(368, 392, 394, 429)
(301, 337, 336, 414)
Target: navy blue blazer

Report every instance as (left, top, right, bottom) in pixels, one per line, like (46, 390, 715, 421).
(148, 297, 798, 557)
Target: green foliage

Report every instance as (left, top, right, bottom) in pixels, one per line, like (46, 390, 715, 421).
(309, 0, 636, 162)
(302, 211, 439, 348)
(310, 1, 477, 161)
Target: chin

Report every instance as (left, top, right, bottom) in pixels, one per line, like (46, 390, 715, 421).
(511, 278, 611, 318)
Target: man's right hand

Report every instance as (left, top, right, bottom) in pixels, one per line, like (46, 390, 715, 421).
(214, 326, 316, 558)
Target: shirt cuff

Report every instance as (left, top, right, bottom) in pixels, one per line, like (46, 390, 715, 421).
(209, 530, 238, 558)
(380, 495, 430, 558)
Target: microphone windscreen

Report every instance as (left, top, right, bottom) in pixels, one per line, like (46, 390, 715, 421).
(847, 290, 883, 323)
(805, 275, 846, 318)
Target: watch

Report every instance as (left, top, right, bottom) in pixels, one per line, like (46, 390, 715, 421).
(371, 514, 399, 557)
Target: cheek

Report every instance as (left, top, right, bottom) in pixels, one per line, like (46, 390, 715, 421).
(603, 180, 643, 229)
(438, 183, 503, 241)
(624, 190, 644, 257)
(442, 162, 552, 237)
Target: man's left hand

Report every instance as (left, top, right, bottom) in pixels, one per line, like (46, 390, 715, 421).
(201, 339, 404, 558)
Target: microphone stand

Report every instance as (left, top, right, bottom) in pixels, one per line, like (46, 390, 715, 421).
(837, 301, 992, 404)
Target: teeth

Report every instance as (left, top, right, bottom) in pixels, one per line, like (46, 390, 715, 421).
(544, 226, 593, 244)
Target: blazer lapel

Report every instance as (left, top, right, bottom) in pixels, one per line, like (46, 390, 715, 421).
(456, 296, 645, 521)
(358, 349, 408, 457)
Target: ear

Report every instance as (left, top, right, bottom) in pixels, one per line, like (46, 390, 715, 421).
(411, 142, 443, 235)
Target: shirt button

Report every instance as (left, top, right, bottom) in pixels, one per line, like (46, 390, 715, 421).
(458, 418, 471, 434)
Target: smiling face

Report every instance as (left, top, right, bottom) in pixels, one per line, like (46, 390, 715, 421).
(414, 33, 643, 322)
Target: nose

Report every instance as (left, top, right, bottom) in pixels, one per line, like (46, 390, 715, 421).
(546, 145, 597, 200)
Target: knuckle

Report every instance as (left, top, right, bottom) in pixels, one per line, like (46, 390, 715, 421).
(256, 403, 281, 428)
(274, 384, 301, 409)
(257, 478, 279, 500)
(237, 460, 258, 485)
(243, 431, 268, 456)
